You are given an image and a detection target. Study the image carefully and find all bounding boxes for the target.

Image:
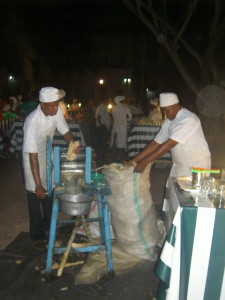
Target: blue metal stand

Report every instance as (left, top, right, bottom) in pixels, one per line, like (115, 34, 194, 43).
(45, 138, 113, 275)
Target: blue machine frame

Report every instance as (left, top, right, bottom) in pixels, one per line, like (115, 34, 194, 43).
(45, 137, 113, 275)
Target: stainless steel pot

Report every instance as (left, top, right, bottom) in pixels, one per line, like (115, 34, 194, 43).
(57, 193, 93, 216)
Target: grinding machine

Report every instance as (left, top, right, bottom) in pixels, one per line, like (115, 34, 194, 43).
(45, 137, 113, 276)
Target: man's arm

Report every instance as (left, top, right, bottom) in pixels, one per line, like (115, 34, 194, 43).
(127, 140, 160, 165)
(29, 153, 47, 199)
(134, 139, 177, 173)
(63, 131, 74, 143)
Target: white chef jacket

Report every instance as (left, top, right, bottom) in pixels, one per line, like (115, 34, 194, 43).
(110, 103, 132, 148)
(154, 108, 211, 177)
(22, 105, 70, 192)
(95, 103, 110, 130)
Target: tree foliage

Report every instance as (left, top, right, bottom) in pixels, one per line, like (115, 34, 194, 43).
(123, 0, 225, 96)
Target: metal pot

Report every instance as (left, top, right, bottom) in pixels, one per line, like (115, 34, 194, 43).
(57, 193, 93, 216)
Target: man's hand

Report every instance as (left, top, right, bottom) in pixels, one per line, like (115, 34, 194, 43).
(73, 143, 81, 154)
(35, 186, 47, 199)
(126, 159, 137, 166)
(134, 158, 148, 173)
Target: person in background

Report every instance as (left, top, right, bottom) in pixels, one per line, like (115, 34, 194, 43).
(128, 93, 211, 177)
(16, 94, 23, 106)
(82, 99, 97, 147)
(17, 91, 39, 119)
(128, 97, 137, 117)
(71, 98, 79, 111)
(136, 101, 144, 117)
(148, 97, 163, 123)
(22, 87, 80, 249)
(110, 95, 132, 162)
(58, 89, 70, 120)
(95, 98, 110, 163)
(2, 96, 18, 112)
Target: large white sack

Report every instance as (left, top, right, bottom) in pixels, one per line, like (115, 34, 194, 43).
(103, 163, 159, 260)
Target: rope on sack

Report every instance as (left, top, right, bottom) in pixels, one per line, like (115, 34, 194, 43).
(133, 172, 155, 260)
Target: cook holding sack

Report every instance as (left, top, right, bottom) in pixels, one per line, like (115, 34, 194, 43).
(128, 93, 211, 177)
(22, 87, 80, 247)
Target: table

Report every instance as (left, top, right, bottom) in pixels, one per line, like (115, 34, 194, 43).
(127, 126, 171, 162)
(9, 120, 86, 154)
(156, 177, 225, 300)
(0, 118, 16, 137)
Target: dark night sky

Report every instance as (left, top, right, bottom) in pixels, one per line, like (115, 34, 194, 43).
(0, 1, 147, 57)
(1, 0, 224, 100)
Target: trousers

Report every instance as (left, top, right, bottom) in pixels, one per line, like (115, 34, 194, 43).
(27, 190, 53, 241)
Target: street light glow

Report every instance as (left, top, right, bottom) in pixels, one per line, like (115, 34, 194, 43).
(124, 78, 131, 84)
(99, 79, 104, 85)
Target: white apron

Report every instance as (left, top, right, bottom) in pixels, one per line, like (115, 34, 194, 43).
(169, 143, 211, 177)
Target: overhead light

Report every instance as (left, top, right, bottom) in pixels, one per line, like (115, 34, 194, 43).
(124, 78, 131, 84)
(99, 79, 104, 85)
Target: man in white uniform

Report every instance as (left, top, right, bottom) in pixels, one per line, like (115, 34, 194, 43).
(148, 97, 163, 123)
(23, 87, 79, 246)
(110, 95, 132, 162)
(128, 93, 211, 177)
(95, 99, 110, 163)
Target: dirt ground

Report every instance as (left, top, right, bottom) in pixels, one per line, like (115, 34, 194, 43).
(0, 157, 170, 300)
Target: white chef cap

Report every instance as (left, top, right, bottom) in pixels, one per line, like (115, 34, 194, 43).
(159, 93, 179, 107)
(58, 89, 66, 99)
(114, 95, 125, 104)
(39, 87, 60, 103)
(150, 98, 158, 107)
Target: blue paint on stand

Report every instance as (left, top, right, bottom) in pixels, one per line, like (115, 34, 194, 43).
(85, 146, 91, 184)
(45, 138, 113, 276)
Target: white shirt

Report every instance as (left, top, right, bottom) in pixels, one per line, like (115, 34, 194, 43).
(154, 108, 211, 176)
(95, 103, 110, 130)
(22, 105, 69, 192)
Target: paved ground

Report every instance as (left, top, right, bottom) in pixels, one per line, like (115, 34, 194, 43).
(0, 156, 170, 299)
